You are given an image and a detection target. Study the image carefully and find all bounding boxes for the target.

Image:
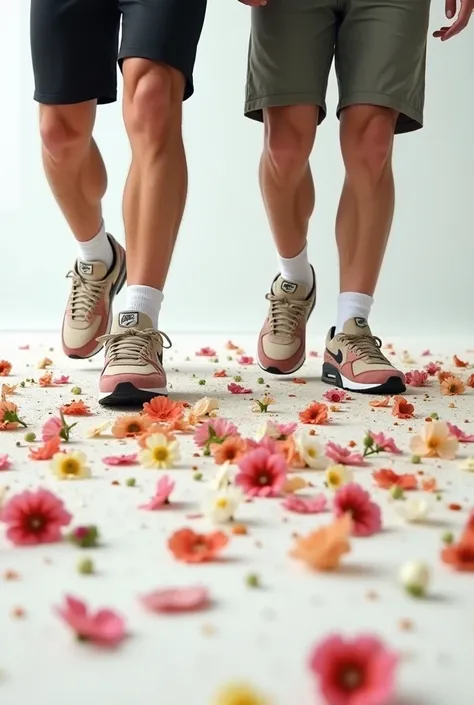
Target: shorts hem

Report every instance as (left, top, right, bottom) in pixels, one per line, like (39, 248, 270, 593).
(337, 92, 423, 134)
(33, 91, 116, 106)
(118, 47, 194, 100)
(245, 93, 327, 124)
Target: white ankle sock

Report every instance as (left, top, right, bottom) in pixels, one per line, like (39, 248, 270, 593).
(125, 285, 164, 329)
(336, 292, 373, 333)
(77, 221, 114, 270)
(278, 244, 313, 289)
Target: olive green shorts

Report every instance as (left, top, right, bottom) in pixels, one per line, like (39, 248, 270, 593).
(245, 0, 431, 134)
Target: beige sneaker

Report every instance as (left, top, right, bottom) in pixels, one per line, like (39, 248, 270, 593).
(257, 269, 316, 375)
(98, 312, 171, 407)
(62, 234, 126, 359)
(322, 317, 406, 394)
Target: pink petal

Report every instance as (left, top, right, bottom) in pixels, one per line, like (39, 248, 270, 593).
(102, 454, 138, 466)
(0, 454, 12, 470)
(140, 586, 210, 613)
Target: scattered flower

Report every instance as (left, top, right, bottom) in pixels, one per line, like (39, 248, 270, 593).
(453, 354, 468, 368)
(299, 402, 329, 425)
(191, 396, 219, 419)
(447, 422, 474, 443)
(459, 457, 474, 472)
(67, 525, 100, 548)
(0, 454, 12, 470)
(214, 369, 227, 377)
(211, 436, 247, 465)
(60, 400, 91, 416)
(38, 357, 53, 369)
(0, 360, 12, 376)
(421, 477, 437, 492)
(405, 370, 428, 387)
(325, 464, 353, 491)
(323, 388, 347, 403)
(227, 383, 252, 394)
(203, 486, 243, 524)
(29, 436, 62, 460)
(325, 442, 365, 466)
(290, 514, 352, 571)
(51, 451, 91, 480)
(0, 401, 27, 430)
(85, 420, 111, 438)
(396, 496, 432, 523)
(425, 362, 441, 375)
(142, 396, 184, 423)
(1, 382, 18, 396)
(294, 431, 328, 469)
(442, 542, 474, 572)
(369, 396, 391, 408)
(140, 476, 175, 510)
(283, 475, 308, 493)
(466, 374, 474, 388)
(252, 393, 275, 413)
(42, 412, 77, 442)
(138, 433, 181, 469)
(364, 431, 401, 456)
(282, 494, 327, 514)
(102, 453, 138, 466)
(237, 356, 254, 365)
(0, 489, 71, 545)
(309, 633, 398, 705)
(210, 463, 233, 491)
(39, 372, 53, 387)
(255, 420, 297, 441)
(409, 421, 458, 459)
(168, 528, 229, 563)
(112, 414, 153, 438)
(213, 683, 269, 705)
(195, 346, 217, 357)
(56, 595, 126, 647)
(226, 340, 239, 350)
(399, 560, 430, 597)
(194, 418, 239, 454)
(392, 395, 414, 419)
(372, 469, 418, 491)
(53, 375, 70, 385)
(140, 586, 210, 614)
(440, 375, 465, 396)
(236, 448, 287, 497)
(333, 483, 382, 537)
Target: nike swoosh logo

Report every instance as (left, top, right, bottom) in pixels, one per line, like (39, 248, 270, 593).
(326, 348, 343, 365)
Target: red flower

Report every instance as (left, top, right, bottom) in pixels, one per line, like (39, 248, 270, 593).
(299, 402, 329, 425)
(195, 347, 217, 357)
(372, 469, 418, 490)
(237, 356, 254, 365)
(236, 448, 287, 497)
(227, 383, 252, 394)
(0, 489, 72, 545)
(333, 483, 382, 537)
(60, 400, 91, 416)
(392, 396, 414, 419)
(168, 528, 228, 563)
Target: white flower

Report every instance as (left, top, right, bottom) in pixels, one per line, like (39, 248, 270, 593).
(138, 433, 181, 469)
(84, 420, 112, 438)
(203, 486, 243, 524)
(254, 420, 279, 441)
(325, 464, 353, 490)
(395, 496, 432, 523)
(294, 431, 328, 469)
(399, 560, 430, 597)
(459, 457, 474, 472)
(192, 397, 219, 419)
(210, 462, 233, 491)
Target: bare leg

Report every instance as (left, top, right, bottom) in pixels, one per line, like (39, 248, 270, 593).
(39, 101, 106, 241)
(336, 105, 397, 295)
(122, 59, 187, 291)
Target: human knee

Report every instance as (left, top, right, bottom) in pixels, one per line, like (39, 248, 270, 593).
(342, 107, 396, 177)
(40, 107, 91, 164)
(124, 61, 180, 149)
(264, 107, 316, 178)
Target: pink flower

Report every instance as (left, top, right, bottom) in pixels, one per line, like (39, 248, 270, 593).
(244, 436, 278, 454)
(140, 476, 175, 510)
(425, 362, 441, 376)
(0, 454, 12, 470)
(274, 422, 298, 438)
(405, 369, 428, 387)
(0, 489, 72, 545)
(193, 418, 239, 448)
(102, 453, 138, 466)
(326, 442, 365, 466)
(421, 349, 432, 356)
(447, 423, 474, 443)
(309, 633, 398, 705)
(42, 416, 62, 442)
(195, 346, 217, 357)
(236, 448, 287, 497)
(323, 389, 348, 403)
(56, 595, 126, 647)
(237, 356, 254, 365)
(53, 375, 70, 385)
(140, 586, 210, 614)
(282, 494, 327, 514)
(227, 383, 252, 394)
(333, 483, 382, 537)
(369, 432, 402, 454)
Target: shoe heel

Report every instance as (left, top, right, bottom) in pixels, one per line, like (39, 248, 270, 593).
(322, 362, 343, 388)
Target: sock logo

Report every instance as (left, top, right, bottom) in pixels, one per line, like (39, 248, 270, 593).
(79, 262, 93, 275)
(119, 312, 139, 328)
(355, 317, 368, 328)
(281, 281, 298, 294)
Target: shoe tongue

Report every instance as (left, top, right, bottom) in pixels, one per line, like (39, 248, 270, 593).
(113, 311, 153, 333)
(272, 276, 310, 300)
(77, 259, 108, 281)
(342, 317, 373, 336)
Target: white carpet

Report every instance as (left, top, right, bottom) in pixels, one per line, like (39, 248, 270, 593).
(0, 332, 473, 705)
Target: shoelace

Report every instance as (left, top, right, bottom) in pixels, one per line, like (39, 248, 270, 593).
(97, 328, 172, 364)
(66, 271, 108, 322)
(266, 294, 312, 339)
(337, 334, 388, 365)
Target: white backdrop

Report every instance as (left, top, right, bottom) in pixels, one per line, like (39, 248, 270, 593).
(1, 1, 473, 335)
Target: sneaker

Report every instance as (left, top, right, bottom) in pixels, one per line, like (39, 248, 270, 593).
(322, 317, 406, 394)
(257, 269, 316, 375)
(62, 234, 126, 359)
(97, 311, 170, 407)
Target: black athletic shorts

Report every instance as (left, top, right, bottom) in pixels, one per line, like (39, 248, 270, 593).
(30, 0, 207, 105)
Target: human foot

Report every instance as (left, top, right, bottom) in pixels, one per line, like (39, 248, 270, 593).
(62, 234, 126, 359)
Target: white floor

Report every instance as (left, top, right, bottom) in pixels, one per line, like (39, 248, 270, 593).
(0, 332, 473, 705)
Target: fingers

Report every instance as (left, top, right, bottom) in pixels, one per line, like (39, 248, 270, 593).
(445, 0, 457, 18)
(434, 0, 473, 39)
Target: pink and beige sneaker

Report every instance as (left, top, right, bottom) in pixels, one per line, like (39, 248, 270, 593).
(257, 269, 316, 375)
(322, 317, 406, 394)
(62, 234, 126, 359)
(97, 311, 170, 407)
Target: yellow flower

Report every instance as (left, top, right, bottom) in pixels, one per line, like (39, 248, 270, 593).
(213, 683, 270, 705)
(138, 433, 181, 469)
(85, 420, 112, 438)
(192, 397, 219, 419)
(325, 464, 353, 491)
(51, 451, 91, 480)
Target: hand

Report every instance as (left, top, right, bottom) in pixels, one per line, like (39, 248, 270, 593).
(238, 0, 268, 6)
(433, 0, 474, 40)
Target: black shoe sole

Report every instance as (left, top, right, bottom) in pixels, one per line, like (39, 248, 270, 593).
(98, 382, 168, 408)
(321, 362, 406, 395)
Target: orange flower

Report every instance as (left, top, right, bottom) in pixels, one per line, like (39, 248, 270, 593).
(39, 372, 53, 387)
(421, 477, 437, 492)
(437, 370, 452, 383)
(165, 415, 195, 434)
(466, 373, 474, 388)
(441, 542, 474, 572)
(372, 469, 417, 490)
(409, 421, 458, 460)
(168, 528, 229, 563)
(293, 378, 307, 384)
(392, 395, 414, 419)
(137, 423, 176, 448)
(0, 401, 26, 430)
(277, 437, 305, 469)
(0, 360, 12, 376)
(112, 414, 153, 439)
(290, 514, 352, 571)
(299, 402, 329, 425)
(453, 354, 468, 368)
(211, 436, 247, 465)
(60, 400, 91, 416)
(28, 436, 61, 460)
(369, 396, 390, 408)
(1, 383, 17, 397)
(213, 369, 227, 378)
(142, 396, 184, 424)
(440, 375, 465, 396)
(226, 340, 239, 350)
(37, 357, 53, 369)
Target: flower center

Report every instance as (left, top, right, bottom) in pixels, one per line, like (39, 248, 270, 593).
(258, 473, 270, 485)
(328, 471, 340, 486)
(339, 665, 362, 691)
(127, 423, 141, 434)
(427, 439, 438, 449)
(307, 448, 316, 458)
(216, 498, 229, 509)
(26, 513, 46, 533)
(63, 458, 80, 475)
(153, 447, 169, 462)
